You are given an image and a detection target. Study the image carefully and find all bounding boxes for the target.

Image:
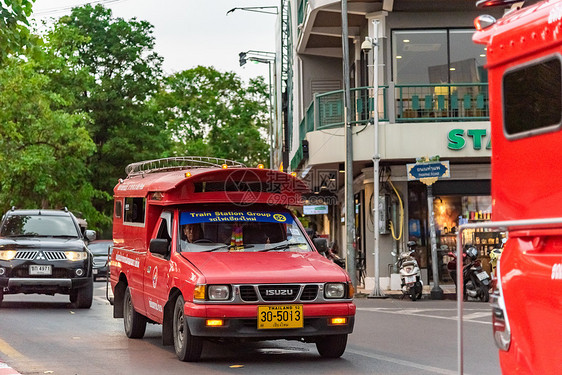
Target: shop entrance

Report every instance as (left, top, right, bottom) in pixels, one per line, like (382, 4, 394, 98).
(407, 179, 496, 284)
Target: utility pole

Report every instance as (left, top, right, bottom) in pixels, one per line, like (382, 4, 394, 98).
(362, 20, 385, 298)
(341, 0, 356, 287)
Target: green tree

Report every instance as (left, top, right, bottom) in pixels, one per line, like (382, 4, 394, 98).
(158, 66, 270, 166)
(45, 4, 170, 223)
(0, 0, 36, 64)
(0, 56, 108, 228)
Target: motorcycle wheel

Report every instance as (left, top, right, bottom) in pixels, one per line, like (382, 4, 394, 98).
(480, 287, 489, 302)
(415, 282, 423, 300)
(409, 286, 417, 301)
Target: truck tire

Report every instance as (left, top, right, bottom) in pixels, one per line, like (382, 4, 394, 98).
(124, 286, 146, 338)
(316, 334, 348, 358)
(173, 295, 203, 362)
(71, 279, 94, 309)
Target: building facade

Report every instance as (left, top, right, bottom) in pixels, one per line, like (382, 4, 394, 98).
(272, 0, 505, 291)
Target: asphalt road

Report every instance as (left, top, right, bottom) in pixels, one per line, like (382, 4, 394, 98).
(0, 282, 500, 375)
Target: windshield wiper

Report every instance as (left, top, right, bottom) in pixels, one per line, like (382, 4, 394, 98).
(258, 242, 308, 252)
(201, 244, 255, 252)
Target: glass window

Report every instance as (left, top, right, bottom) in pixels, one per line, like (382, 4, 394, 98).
(449, 30, 487, 83)
(392, 29, 487, 84)
(503, 56, 562, 138)
(393, 30, 448, 84)
(177, 210, 312, 253)
(124, 197, 145, 223)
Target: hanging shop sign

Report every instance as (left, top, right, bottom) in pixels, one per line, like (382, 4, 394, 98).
(407, 160, 450, 186)
(447, 128, 491, 150)
(303, 205, 329, 215)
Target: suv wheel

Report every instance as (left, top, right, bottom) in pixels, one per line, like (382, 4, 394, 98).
(70, 279, 93, 309)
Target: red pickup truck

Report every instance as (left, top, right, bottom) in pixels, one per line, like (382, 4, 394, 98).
(109, 157, 355, 362)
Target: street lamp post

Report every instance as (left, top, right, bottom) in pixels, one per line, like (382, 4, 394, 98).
(239, 50, 277, 169)
(362, 20, 385, 298)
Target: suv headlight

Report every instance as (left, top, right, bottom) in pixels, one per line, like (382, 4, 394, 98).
(324, 282, 346, 299)
(65, 251, 88, 261)
(0, 250, 17, 261)
(208, 285, 231, 301)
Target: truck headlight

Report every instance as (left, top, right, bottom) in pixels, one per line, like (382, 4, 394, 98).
(208, 285, 230, 301)
(65, 251, 88, 261)
(0, 250, 17, 261)
(324, 283, 346, 299)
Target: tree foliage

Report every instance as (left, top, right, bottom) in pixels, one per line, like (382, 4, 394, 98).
(0, 0, 36, 64)
(158, 66, 270, 166)
(0, 56, 108, 227)
(45, 4, 171, 223)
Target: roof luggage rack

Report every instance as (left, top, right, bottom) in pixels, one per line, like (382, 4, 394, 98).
(125, 157, 247, 177)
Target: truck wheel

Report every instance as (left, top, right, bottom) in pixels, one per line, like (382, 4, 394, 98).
(124, 286, 146, 338)
(316, 334, 348, 358)
(71, 279, 93, 309)
(173, 295, 203, 362)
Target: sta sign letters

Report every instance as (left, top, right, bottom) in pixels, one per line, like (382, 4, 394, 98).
(447, 128, 491, 150)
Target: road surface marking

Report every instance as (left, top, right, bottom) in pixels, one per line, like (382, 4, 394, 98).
(357, 307, 491, 325)
(348, 348, 471, 375)
(0, 339, 23, 360)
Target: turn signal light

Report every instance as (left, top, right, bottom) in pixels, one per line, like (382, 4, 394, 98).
(193, 285, 206, 300)
(185, 172, 192, 177)
(221, 164, 228, 169)
(330, 317, 347, 325)
(257, 164, 265, 169)
(206, 319, 224, 327)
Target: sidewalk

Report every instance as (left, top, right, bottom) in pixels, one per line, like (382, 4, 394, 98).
(355, 283, 458, 299)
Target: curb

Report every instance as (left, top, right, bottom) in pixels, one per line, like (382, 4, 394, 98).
(0, 362, 21, 375)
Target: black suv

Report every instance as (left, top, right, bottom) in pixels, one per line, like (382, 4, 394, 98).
(0, 208, 95, 308)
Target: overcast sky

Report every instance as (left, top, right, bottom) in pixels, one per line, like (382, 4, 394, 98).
(31, 0, 277, 83)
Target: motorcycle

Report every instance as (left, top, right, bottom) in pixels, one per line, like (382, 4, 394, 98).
(447, 246, 491, 302)
(392, 241, 423, 301)
(489, 238, 506, 285)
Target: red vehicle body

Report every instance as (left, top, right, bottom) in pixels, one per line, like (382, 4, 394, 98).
(474, 1, 562, 373)
(109, 157, 355, 362)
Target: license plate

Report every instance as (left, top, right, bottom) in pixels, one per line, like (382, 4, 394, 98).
(258, 305, 303, 329)
(405, 275, 416, 284)
(93, 269, 98, 275)
(29, 265, 52, 275)
(477, 271, 489, 281)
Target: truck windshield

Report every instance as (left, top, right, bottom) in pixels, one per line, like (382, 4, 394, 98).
(178, 210, 312, 253)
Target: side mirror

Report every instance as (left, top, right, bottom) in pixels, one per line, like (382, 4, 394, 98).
(149, 238, 169, 256)
(84, 230, 96, 242)
(313, 237, 328, 253)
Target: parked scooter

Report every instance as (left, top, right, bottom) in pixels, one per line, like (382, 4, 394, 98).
(447, 246, 491, 302)
(489, 238, 506, 283)
(392, 241, 423, 301)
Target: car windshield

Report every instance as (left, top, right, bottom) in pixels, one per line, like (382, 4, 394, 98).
(0, 215, 79, 238)
(178, 209, 312, 253)
(88, 242, 113, 256)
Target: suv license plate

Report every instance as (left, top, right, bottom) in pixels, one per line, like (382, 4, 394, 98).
(258, 305, 303, 330)
(29, 265, 52, 275)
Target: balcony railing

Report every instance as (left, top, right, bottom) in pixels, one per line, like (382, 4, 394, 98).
(292, 82, 489, 169)
(395, 83, 489, 122)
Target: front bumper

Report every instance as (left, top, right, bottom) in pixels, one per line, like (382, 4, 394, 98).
(185, 301, 355, 339)
(0, 277, 92, 294)
(187, 315, 355, 338)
